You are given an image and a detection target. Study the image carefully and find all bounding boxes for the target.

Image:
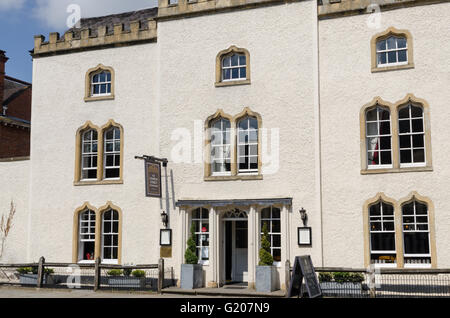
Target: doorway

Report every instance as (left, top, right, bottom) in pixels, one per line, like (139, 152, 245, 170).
(224, 218, 248, 284)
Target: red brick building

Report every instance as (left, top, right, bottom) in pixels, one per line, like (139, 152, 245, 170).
(0, 50, 31, 159)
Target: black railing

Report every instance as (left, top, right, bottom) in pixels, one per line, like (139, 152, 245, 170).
(0, 257, 176, 293)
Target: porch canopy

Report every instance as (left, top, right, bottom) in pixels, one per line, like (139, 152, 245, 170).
(176, 198, 292, 208)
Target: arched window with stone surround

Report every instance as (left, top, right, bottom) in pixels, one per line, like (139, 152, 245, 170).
(215, 46, 250, 87)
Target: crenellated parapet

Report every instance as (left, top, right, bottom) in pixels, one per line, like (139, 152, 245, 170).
(33, 18, 157, 57)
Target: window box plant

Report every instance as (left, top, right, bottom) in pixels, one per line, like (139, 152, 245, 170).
(17, 267, 54, 285)
(180, 223, 203, 289)
(318, 272, 367, 296)
(255, 223, 277, 292)
(106, 269, 146, 288)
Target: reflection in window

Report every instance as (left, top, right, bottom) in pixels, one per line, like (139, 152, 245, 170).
(366, 106, 392, 168)
(261, 206, 281, 263)
(376, 36, 407, 67)
(104, 127, 121, 179)
(210, 118, 231, 175)
(79, 209, 96, 262)
(402, 200, 431, 266)
(222, 53, 247, 81)
(102, 209, 119, 263)
(81, 129, 98, 180)
(399, 103, 425, 166)
(91, 71, 112, 96)
(369, 201, 396, 265)
(237, 116, 258, 173)
(192, 208, 209, 264)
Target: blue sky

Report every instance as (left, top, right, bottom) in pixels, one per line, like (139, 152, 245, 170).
(0, 0, 157, 83)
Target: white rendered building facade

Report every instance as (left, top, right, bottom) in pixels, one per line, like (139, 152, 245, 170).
(0, 0, 449, 290)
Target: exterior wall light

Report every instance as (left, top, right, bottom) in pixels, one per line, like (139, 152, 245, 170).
(161, 210, 169, 228)
(299, 207, 307, 226)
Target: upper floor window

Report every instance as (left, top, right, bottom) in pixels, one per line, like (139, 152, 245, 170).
(237, 116, 259, 174)
(215, 46, 250, 87)
(75, 120, 123, 185)
(366, 105, 392, 169)
(376, 36, 407, 67)
(104, 127, 121, 179)
(85, 64, 115, 102)
(91, 71, 112, 96)
(81, 129, 98, 180)
(360, 95, 432, 174)
(371, 27, 414, 73)
(210, 117, 231, 176)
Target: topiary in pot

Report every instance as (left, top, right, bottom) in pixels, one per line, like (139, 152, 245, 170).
(259, 222, 274, 266)
(185, 223, 198, 265)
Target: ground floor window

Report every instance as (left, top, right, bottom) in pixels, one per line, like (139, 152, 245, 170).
(78, 209, 96, 262)
(102, 209, 119, 264)
(369, 200, 397, 266)
(402, 200, 431, 267)
(260, 206, 281, 264)
(192, 208, 209, 264)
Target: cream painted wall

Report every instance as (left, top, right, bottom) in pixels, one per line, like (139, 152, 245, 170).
(157, 0, 320, 285)
(319, 2, 450, 268)
(0, 160, 30, 263)
(29, 44, 162, 265)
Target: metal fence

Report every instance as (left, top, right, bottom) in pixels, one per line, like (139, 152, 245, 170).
(310, 267, 450, 298)
(0, 257, 176, 293)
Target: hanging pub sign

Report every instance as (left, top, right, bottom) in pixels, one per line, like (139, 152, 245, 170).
(288, 255, 322, 298)
(145, 160, 162, 198)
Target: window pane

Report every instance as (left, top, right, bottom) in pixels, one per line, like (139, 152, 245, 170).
(377, 52, 387, 65)
(371, 233, 395, 251)
(376, 40, 386, 51)
(402, 202, 414, 215)
(388, 51, 397, 63)
(399, 120, 410, 133)
(387, 37, 396, 49)
(415, 202, 428, 215)
(239, 55, 246, 65)
(400, 150, 412, 163)
(412, 134, 424, 148)
(249, 118, 258, 130)
(261, 208, 270, 219)
(366, 109, 378, 121)
(382, 203, 394, 215)
(223, 57, 231, 67)
(412, 119, 424, 133)
(398, 107, 409, 119)
(397, 38, 407, 48)
(369, 203, 381, 216)
(398, 50, 407, 62)
(240, 67, 246, 79)
(413, 149, 425, 163)
(380, 151, 392, 164)
(379, 121, 390, 135)
(400, 135, 411, 148)
(223, 69, 231, 80)
(404, 232, 429, 254)
(232, 68, 239, 79)
(379, 137, 391, 150)
(231, 54, 239, 66)
(411, 106, 423, 118)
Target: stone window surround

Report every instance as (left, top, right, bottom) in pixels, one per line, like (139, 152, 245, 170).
(84, 64, 115, 102)
(74, 120, 124, 186)
(363, 192, 437, 269)
(371, 27, 414, 73)
(215, 46, 251, 87)
(204, 107, 263, 181)
(72, 201, 123, 264)
(360, 94, 432, 175)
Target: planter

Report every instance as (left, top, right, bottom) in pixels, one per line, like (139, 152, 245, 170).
(320, 282, 364, 296)
(19, 274, 54, 286)
(107, 277, 146, 288)
(255, 265, 277, 292)
(180, 264, 203, 289)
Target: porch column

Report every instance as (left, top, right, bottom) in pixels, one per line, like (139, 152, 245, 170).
(248, 205, 258, 289)
(208, 207, 219, 288)
(280, 205, 291, 290)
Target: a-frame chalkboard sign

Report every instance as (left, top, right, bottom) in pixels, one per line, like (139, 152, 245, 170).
(287, 255, 322, 298)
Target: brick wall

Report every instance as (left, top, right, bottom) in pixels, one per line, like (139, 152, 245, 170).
(0, 125, 30, 158)
(6, 86, 32, 121)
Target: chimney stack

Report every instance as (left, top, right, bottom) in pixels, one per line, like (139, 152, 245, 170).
(0, 50, 9, 110)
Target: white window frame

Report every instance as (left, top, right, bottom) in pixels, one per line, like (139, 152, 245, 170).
(237, 116, 259, 174)
(221, 53, 247, 82)
(398, 104, 426, 168)
(192, 208, 210, 266)
(369, 201, 397, 267)
(103, 127, 121, 180)
(210, 118, 231, 176)
(260, 206, 281, 267)
(91, 71, 112, 97)
(101, 209, 119, 265)
(402, 201, 431, 267)
(81, 130, 98, 181)
(366, 106, 393, 170)
(376, 36, 408, 68)
(78, 209, 96, 263)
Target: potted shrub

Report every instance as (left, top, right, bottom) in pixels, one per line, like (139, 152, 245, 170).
(107, 269, 146, 288)
(180, 223, 203, 289)
(17, 267, 54, 285)
(255, 223, 277, 292)
(319, 272, 366, 296)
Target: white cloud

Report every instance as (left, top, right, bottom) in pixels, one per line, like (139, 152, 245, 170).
(33, 0, 158, 30)
(0, 0, 26, 11)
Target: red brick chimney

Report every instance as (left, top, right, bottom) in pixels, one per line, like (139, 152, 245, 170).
(0, 50, 9, 109)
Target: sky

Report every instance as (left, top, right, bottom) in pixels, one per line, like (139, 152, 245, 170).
(0, 0, 158, 83)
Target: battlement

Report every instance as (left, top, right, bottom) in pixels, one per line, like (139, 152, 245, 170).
(33, 18, 157, 57)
